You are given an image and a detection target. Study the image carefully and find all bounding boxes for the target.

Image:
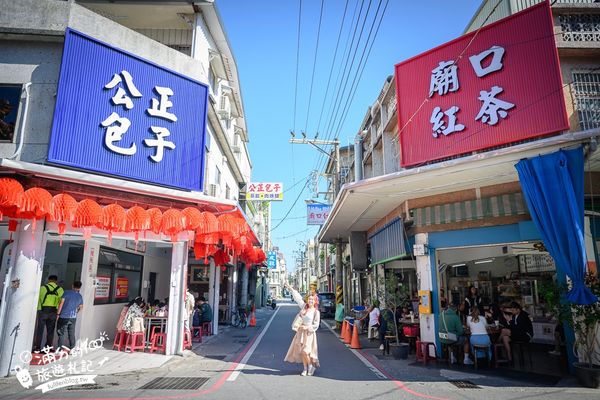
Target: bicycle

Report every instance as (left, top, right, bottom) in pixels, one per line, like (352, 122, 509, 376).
(231, 307, 248, 328)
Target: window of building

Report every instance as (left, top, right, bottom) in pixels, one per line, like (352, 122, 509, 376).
(94, 247, 143, 305)
(225, 184, 230, 199)
(209, 66, 217, 94)
(0, 84, 22, 142)
(559, 14, 600, 42)
(215, 166, 221, 185)
(573, 70, 600, 130)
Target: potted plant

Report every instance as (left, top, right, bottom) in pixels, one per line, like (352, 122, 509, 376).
(568, 272, 600, 388)
(377, 273, 411, 359)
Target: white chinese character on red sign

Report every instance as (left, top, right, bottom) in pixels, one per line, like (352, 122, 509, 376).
(430, 106, 465, 138)
(469, 45, 505, 78)
(475, 86, 514, 126)
(429, 61, 459, 97)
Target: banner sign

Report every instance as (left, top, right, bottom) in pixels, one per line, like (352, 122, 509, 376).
(267, 251, 277, 269)
(115, 277, 129, 299)
(48, 29, 208, 191)
(245, 182, 283, 201)
(307, 204, 331, 225)
(395, 2, 568, 167)
(94, 276, 110, 299)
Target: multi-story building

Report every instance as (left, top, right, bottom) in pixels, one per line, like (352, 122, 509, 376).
(318, 0, 600, 375)
(0, 0, 260, 374)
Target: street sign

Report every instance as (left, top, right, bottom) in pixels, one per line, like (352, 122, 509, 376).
(307, 204, 331, 225)
(267, 251, 277, 269)
(246, 182, 283, 201)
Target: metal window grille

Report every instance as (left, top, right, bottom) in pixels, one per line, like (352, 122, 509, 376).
(368, 218, 405, 265)
(572, 70, 600, 130)
(559, 14, 600, 42)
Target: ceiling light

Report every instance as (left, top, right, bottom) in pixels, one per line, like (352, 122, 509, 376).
(474, 259, 494, 264)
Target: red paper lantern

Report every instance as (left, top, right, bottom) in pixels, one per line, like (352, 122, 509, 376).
(19, 187, 52, 220)
(73, 199, 102, 228)
(147, 208, 163, 235)
(0, 178, 24, 218)
(161, 208, 184, 242)
(197, 212, 218, 234)
(99, 204, 126, 243)
(8, 219, 18, 240)
(182, 207, 202, 231)
(126, 206, 150, 243)
(50, 193, 78, 236)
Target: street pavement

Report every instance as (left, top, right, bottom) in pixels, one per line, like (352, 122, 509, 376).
(0, 299, 597, 399)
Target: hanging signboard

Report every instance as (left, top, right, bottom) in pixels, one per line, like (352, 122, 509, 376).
(267, 251, 277, 269)
(115, 277, 129, 299)
(245, 182, 283, 201)
(95, 276, 111, 299)
(307, 204, 331, 225)
(395, 2, 568, 167)
(48, 29, 208, 191)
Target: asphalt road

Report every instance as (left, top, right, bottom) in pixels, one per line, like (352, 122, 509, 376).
(0, 300, 597, 400)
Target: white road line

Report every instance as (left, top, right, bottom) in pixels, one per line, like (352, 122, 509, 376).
(321, 320, 387, 380)
(226, 306, 281, 382)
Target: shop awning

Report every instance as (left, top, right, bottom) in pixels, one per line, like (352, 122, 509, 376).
(0, 158, 263, 261)
(318, 128, 600, 243)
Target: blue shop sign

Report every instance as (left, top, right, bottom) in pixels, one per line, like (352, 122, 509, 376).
(267, 251, 277, 269)
(48, 29, 208, 191)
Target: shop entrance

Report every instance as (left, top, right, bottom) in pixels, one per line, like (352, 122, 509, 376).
(436, 242, 568, 376)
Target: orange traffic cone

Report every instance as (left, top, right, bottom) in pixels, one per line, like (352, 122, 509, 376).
(340, 320, 347, 341)
(343, 321, 352, 344)
(350, 322, 361, 349)
(249, 305, 256, 327)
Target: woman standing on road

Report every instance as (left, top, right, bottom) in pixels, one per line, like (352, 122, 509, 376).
(283, 281, 320, 376)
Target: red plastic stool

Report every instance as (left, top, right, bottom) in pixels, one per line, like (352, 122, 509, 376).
(125, 332, 145, 352)
(149, 326, 166, 354)
(201, 322, 212, 336)
(183, 328, 192, 349)
(416, 341, 437, 365)
(112, 330, 127, 351)
(192, 326, 203, 343)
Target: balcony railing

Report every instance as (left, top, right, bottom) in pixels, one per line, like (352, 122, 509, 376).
(559, 14, 600, 42)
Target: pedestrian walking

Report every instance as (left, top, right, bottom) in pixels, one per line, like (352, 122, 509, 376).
(283, 281, 320, 376)
(33, 275, 64, 352)
(56, 281, 83, 351)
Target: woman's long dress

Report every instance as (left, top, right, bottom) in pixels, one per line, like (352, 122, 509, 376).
(284, 289, 320, 366)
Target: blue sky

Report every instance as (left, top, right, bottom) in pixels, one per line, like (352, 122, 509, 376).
(217, 0, 482, 270)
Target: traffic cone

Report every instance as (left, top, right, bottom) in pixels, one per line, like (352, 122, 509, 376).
(350, 322, 361, 349)
(343, 321, 352, 344)
(340, 320, 347, 341)
(249, 305, 256, 327)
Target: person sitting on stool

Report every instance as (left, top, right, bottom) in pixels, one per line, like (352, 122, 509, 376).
(498, 301, 533, 362)
(438, 300, 471, 365)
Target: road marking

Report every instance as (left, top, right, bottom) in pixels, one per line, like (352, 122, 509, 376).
(321, 320, 386, 379)
(226, 306, 281, 382)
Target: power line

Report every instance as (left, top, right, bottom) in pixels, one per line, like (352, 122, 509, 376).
(270, 178, 310, 232)
(292, 0, 303, 132)
(303, 0, 325, 135)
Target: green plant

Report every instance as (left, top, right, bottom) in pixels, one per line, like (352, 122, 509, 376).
(569, 273, 600, 368)
(377, 273, 411, 345)
(538, 280, 570, 322)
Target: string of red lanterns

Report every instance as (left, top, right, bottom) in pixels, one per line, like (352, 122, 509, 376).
(0, 178, 266, 266)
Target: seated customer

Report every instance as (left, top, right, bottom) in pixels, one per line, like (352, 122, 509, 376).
(499, 301, 533, 362)
(198, 297, 213, 324)
(438, 300, 471, 365)
(467, 308, 492, 361)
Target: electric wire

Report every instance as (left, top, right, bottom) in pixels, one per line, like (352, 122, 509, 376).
(303, 0, 325, 135)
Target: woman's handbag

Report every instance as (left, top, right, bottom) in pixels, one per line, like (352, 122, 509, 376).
(292, 313, 302, 332)
(438, 311, 458, 342)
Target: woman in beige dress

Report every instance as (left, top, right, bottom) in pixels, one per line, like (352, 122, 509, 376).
(283, 282, 320, 376)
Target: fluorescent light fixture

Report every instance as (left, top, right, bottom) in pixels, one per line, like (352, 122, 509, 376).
(452, 263, 466, 267)
(474, 259, 494, 264)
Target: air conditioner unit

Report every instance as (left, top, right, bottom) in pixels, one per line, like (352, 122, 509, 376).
(207, 184, 220, 197)
(217, 95, 231, 119)
(232, 145, 241, 153)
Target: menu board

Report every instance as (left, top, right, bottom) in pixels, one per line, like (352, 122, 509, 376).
(95, 276, 110, 299)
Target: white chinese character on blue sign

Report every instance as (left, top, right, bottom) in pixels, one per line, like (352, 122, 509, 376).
(104, 70, 142, 110)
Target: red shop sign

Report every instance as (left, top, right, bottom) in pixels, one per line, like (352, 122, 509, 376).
(395, 1, 568, 167)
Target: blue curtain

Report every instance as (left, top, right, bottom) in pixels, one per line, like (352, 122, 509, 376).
(515, 146, 597, 305)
